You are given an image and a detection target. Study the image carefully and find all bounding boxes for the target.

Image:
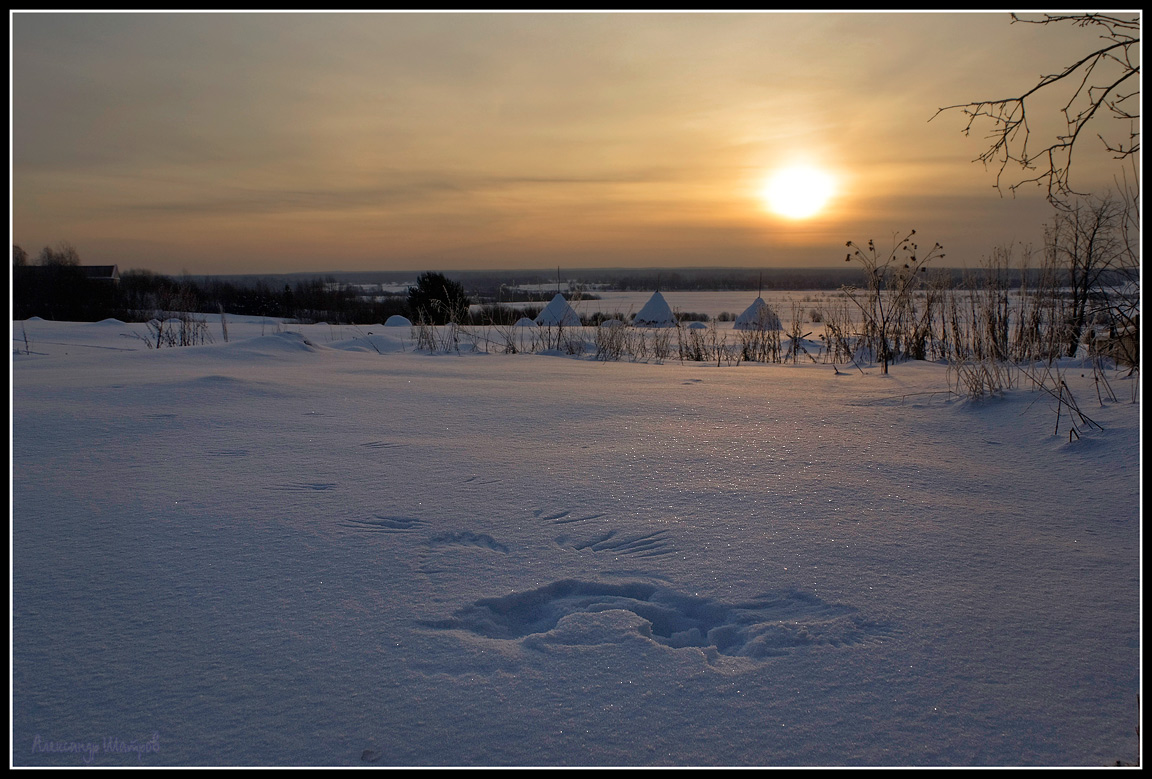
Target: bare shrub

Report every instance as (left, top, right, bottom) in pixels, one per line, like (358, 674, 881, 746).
(218, 304, 230, 343)
(677, 324, 709, 362)
(650, 327, 673, 363)
(817, 297, 858, 367)
(842, 230, 945, 373)
(947, 356, 1015, 399)
(414, 320, 461, 354)
(595, 322, 629, 361)
(735, 323, 779, 363)
(17, 322, 32, 355)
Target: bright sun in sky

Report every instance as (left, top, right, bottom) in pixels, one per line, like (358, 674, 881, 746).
(760, 165, 837, 220)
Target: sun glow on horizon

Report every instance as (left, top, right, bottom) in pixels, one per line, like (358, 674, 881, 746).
(760, 165, 837, 220)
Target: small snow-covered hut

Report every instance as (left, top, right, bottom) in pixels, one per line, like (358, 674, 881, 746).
(733, 297, 781, 331)
(632, 291, 677, 328)
(535, 293, 582, 327)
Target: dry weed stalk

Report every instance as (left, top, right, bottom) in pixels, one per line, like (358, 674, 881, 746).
(842, 229, 945, 373)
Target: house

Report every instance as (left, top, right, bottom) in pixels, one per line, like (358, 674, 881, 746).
(1094, 319, 1139, 368)
(79, 265, 121, 284)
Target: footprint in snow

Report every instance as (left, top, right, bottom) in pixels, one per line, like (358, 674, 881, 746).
(418, 531, 510, 575)
(265, 482, 337, 492)
(557, 528, 676, 559)
(462, 476, 502, 485)
(425, 580, 895, 661)
(205, 448, 250, 458)
(360, 440, 404, 450)
(343, 515, 429, 533)
(535, 509, 607, 525)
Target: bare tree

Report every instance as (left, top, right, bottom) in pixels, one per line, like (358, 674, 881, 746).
(1045, 194, 1128, 358)
(36, 241, 81, 266)
(1103, 160, 1141, 359)
(933, 13, 1139, 204)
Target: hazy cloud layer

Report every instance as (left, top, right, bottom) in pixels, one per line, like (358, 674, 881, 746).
(11, 11, 1135, 274)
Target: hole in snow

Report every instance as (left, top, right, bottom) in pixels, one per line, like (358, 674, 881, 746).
(425, 580, 893, 658)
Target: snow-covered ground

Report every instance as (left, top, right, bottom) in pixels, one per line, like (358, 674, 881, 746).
(10, 313, 1141, 767)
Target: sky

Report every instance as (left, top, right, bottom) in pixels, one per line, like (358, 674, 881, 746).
(10, 10, 1140, 276)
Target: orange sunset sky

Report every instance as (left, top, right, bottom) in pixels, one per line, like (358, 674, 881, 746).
(11, 11, 1139, 276)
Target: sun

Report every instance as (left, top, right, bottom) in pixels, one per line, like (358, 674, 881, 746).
(760, 165, 837, 219)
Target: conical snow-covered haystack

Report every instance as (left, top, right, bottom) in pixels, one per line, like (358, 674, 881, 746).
(632, 291, 677, 328)
(733, 297, 781, 331)
(513, 316, 538, 328)
(535, 293, 582, 327)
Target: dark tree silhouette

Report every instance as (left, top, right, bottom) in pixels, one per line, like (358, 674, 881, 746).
(406, 271, 471, 325)
(933, 13, 1139, 204)
(36, 241, 82, 266)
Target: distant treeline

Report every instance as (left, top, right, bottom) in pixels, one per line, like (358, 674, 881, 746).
(12, 266, 411, 324)
(251, 267, 881, 294)
(211, 266, 1081, 296)
(13, 255, 1132, 325)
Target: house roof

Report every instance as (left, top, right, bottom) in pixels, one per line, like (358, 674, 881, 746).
(79, 265, 120, 280)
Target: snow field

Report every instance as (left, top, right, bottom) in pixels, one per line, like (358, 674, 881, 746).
(11, 315, 1141, 766)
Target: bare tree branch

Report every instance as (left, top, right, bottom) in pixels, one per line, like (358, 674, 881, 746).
(931, 13, 1139, 205)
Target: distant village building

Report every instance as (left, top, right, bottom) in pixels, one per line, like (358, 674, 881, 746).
(79, 265, 121, 284)
(12, 264, 121, 321)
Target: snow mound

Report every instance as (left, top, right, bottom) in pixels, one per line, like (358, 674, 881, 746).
(384, 315, 412, 327)
(535, 294, 582, 327)
(176, 374, 286, 400)
(633, 291, 677, 327)
(426, 579, 892, 659)
(327, 333, 406, 355)
(733, 297, 782, 331)
(217, 331, 322, 359)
